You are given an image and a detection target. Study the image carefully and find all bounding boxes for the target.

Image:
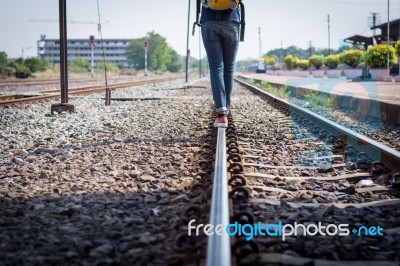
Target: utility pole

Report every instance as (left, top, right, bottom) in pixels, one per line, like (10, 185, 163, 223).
(387, 0, 390, 74)
(259, 28, 262, 58)
(59, 0, 68, 104)
(327, 15, 331, 55)
(185, 0, 191, 82)
(257, 27, 265, 72)
(199, 33, 202, 78)
(51, 0, 75, 114)
(21, 46, 32, 59)
(309, 41, 312, 57)
(144, 40, 149, 76)
(280, 40, 283, 68)
(370, 12, 379, 37)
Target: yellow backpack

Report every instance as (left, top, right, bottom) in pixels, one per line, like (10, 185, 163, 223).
(202, 0, 240, 10)
(192, 0, 245, 42)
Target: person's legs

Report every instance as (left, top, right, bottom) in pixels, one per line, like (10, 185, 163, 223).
(221, 21, 240, 113)
(201, 22, 227, 114)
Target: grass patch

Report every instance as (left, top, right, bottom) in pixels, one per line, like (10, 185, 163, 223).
(260, 81, 289, 98)
(303, 93, 333, 109)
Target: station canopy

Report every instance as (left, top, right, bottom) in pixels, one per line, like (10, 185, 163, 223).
(344, 18, 400, 49)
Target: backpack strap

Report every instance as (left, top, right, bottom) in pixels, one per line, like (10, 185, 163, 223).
(192, 0, 201, 36)
(239, 1, 245, 42)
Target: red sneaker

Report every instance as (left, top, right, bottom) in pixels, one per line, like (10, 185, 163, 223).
(214, 115, 228, 127)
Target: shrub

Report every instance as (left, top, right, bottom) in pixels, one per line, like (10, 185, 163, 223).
(0, 66, 15, 78)
(304, 93, 333, 109)
(364, 44, 397, 68)
(11, 63, 31, 78)
(341, 49, 364, 68)
(308, 55, 324, 69)
(324, 54, 340, 69)
(69, 58, 90, 72)
(284, 55, 298, 70)
(395, 41, 400, 57)
(24, 57, 49, 72)
(97, 60, 119, 74)
(264, 55, 276, 66)
(296, 59, 309, 70)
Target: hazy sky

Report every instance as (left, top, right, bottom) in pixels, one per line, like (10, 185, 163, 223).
(0, 0, 399, 60)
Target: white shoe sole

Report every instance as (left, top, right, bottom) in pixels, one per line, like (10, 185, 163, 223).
(214, 122, 228, 128)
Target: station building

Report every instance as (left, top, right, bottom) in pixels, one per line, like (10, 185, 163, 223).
(37, 35, 132, 68)
(344, 18, 400, 49)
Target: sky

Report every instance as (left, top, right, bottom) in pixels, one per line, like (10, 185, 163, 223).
(0, 0, 399, 61)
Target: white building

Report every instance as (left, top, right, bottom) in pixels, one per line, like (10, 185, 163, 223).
(37, 35, 132, 68)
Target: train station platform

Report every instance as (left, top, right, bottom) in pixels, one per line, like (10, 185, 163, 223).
(237, 73, 400, 124)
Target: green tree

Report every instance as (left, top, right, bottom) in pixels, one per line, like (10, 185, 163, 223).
(0, 51, 8, 67)
(126, 31, 180, 73)
(167, 49, 183, 72)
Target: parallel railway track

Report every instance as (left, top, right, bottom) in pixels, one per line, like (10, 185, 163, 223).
(0, 76, 181, 108)
(0, 77, 134, 88)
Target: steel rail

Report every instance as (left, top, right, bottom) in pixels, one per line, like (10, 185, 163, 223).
(0, 94, 17, 101)
(206, 127, 231, 266)
(0, 78, 99, 87)
(0, 77, 181, 108)
(0, 76, 177, 88)
(235, 77, 400, 172)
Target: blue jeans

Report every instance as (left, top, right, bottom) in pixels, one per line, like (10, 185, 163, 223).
(201, 21, 240, 114)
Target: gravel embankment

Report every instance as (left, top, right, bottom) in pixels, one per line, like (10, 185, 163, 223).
(0, 78, 212, 265)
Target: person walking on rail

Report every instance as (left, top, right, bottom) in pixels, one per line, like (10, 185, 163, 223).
(194, 0, 245, 127)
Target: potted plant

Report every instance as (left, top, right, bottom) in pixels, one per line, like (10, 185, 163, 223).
(341, 49, 364, 79)
(324, 54, 341, 78)
(364, 44, 397, 81)
(296, 59, 310, 77)
(264, 54, 276, 75)
(284, 55, 299, 76)
(395, 41, 400, 81)
(309, 55, 325, 77)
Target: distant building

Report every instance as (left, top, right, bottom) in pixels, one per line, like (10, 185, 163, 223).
(344, 18, 400, 49)
(37, 35, 132, 68)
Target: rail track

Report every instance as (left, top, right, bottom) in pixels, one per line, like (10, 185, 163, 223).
(0, 76, 181, 108)
(1, 76, 399, 265)
(0, 77, 132, 88)
(178, 78, 400, 265)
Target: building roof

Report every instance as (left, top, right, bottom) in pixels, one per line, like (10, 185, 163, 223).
(344, 18, 400, 48)
(371, 18, 400, 30)
(344, 35, 374, 48)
